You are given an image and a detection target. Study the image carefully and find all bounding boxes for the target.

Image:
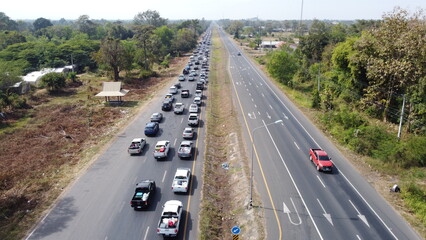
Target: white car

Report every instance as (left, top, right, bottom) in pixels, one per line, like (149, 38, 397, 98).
(164, 94, 174, 102)
(195, 90, 203, 99)
(174, 103, 184, 114)
(178, 75, 185, 81)
(182, 127, 194, 139)
(169, 86, 178, 94)
(171, 168, 191, 193)
(189, 104, 198, 113)
(153, 140, 170, 159)
(193, 97, 201, 106)
(188, 113, 199, 126)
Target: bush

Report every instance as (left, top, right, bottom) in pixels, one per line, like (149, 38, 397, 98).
(402, 183, 426, 226)
(40, 72, 66, 92)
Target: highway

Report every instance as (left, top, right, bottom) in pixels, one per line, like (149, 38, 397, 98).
(26, 34, 212, 240)
(218, 27, 421, 240)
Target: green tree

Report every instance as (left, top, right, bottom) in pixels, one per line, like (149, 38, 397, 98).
(33, 17, 53, 31)
(133, 10, 167, 28)
(40, 72, 66, 91)
(93, 38, 128, 81)
(76, 15, 98, 39)
(299, 20, 331, 64)
(0, 31, 26, 50)
(133, 25, 155, 70)
(154, 25, 174, 56)
(173, 28, 197, 55)
(0, 12, 18, 31)
(266, 47, 298, 85)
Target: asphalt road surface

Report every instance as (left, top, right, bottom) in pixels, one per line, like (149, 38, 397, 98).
(26, 35, 212, 240)
(218, 27, 421, 240)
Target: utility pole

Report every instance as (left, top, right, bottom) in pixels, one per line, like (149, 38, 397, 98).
(299, 0, 304, 35)
(397, 94, 406, 141)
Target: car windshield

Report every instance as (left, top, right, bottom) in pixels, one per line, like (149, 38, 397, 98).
(319, 155, 330, 161)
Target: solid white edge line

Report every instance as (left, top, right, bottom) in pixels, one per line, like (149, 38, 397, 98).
(263, 119, 324, 240)
(316, 175, 326, 188)
(239, 36, 399, 240)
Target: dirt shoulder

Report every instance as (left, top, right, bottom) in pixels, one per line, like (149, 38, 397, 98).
(0, 57, 189, 240)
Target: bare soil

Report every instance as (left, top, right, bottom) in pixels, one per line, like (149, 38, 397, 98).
(0, 57, 189, 240)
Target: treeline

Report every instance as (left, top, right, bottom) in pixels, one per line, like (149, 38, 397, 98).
(0, 10, 208, 111)
(224, 8, 426, 168)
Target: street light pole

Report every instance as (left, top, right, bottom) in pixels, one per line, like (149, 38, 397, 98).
(249, 119, 283, 208)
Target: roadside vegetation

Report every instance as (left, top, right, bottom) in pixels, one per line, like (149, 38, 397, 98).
(199, 29, 264, 240)
(221, 7, 426, 237)
(0, 10, 205, 239)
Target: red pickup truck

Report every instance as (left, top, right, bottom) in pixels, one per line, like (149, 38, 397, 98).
(309, 148, 333, 172)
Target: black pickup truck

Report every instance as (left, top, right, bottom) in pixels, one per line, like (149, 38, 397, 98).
(130, 180, 156, 210)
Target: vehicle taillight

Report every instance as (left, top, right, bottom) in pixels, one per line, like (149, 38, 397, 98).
(157, 228, 160, 232)
(175, 229, 178, 233)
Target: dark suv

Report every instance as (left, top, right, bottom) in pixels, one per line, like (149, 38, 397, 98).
(144, 122, 159, 136)
(162, 101, 172, 111)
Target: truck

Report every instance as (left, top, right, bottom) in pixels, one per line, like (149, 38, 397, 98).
(157, 200, 183, 237)
(177, 141, 193, 158)
(154, 140, 170, 159)
(174, 103, 185, 114)
(130, 180, 156, 210)
(128, 138, 146, 155)
(171, 168, 191, 193)
(181, 89, 190, 98)
(309, 148, 333, 172)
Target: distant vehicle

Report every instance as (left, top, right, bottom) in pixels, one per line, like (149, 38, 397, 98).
(181, 89, 190, 98)
(193, 65, 199, 70)
(182, 127, 194, 139)
(199, 78, 206, 84)
(169, 86, 178, 94)
(130, 180, 156, 210)
(171, 168, 191, 192)
(156, 200, 183, 237)
(190, 70, 197, 76)
(174, 82, 181, 89)
(188, 76, 195, 81)
(145, 122, 159, 136)
(128, 138, 146, 155)
(177, 141, 193, 159)
(174, 103, 184, 114)
(150, 112, 163, 122)
(196, 81, 204, 90)
(164, 94, 174, 102)
(195, 90, 203, 99)
(309, 148, 333, 172)
(189, 104, 198, 113)
(178, 74, 185, 81)
(183, 68, 189, 75)
(162, 101, 172, 111)
(193, 96, 201, 106)
(237, 52, 241, 56)
(153, 140, 170, 159)
(188, 113, 199, 126)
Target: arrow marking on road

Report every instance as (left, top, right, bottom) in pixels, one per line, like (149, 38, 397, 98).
(349, 200, 370, 228)
(248, 112, 256, 119)
(282, 112, 289, 120)
(283, 198, 302, 225)
(317, 199, 333, 226)
(266, 112, 271, 119)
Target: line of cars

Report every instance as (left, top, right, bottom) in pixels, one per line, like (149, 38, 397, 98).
(128, 31, 212, 238)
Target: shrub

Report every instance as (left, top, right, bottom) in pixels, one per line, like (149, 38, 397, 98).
(40, 72, 66, 92)
(402, 183, 426, 226)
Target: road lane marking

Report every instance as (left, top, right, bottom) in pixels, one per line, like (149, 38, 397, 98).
(258, 111, 261, 115)
(317, 198, 333, 226)
(294, 141, 300, 150)
(261, 93, 265, 97)
(251, 98, 254, 102)
(283, 198, 302, 225)
(226, 47, 282, 240)
(349, 200, 370, 228)
(282, 112, 289, 120)
(317, 175, 326, 188)
(162, 170, 167, 183)
(356, 235, 361, 240)
(269, 104, 273, 109)
(174, 138, 177, 146)
(143, 227, 150, 240)
(254, 104, 257, 108)
(266, 112, 271, 119)
(105, 237, 108, 240)
(181, 118, 183, 123)
(249, 93, 251, 96)
(263, 119, 323, 240)
(119, 201, 125, 213)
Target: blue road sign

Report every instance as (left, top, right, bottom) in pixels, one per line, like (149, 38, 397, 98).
(231, 226, 241, 235)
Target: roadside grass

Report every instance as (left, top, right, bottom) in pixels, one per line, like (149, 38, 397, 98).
(0, 57, 189, 240)
(199, 29, 264, 240)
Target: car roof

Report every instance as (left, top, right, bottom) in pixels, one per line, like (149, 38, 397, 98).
(132, 138, 145, 142)
(189, 113, 198, 116)
(146, 122, 157, 127)
(184, 127, 193, 131)
(163, 200, 182, 212)
(316, 150, 328, 156)
(156, 140, 169, 145)
(176, 168, 191, 176)
(136, 180, 153, 188)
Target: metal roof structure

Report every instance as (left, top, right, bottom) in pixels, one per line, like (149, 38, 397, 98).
(95, 82, 129, 97)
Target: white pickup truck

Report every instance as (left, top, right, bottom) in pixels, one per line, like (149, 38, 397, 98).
(153, 140, 170, 159)
(171, 168, 191, 193)
(157, 200, 183, 237)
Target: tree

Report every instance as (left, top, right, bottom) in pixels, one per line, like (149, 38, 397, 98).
(133, 25, 155, 70)
(266, 47, 299, 85)
(153, 25, 174, 56)
(40, 72, 66, 92)
(173, 28, 197, 55)
(76, 15, 98, 39)
(33, 18, 53, 31)
(0, 12, 18, 31)
(133, 10, 167, 28)
(299, 20, 331, 64)
(0, 31, 26, 50)
(356, 8, 426, 123)
(93, 38, 129, 81)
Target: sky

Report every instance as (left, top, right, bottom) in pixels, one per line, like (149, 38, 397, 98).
(2, 0, 426, 21)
